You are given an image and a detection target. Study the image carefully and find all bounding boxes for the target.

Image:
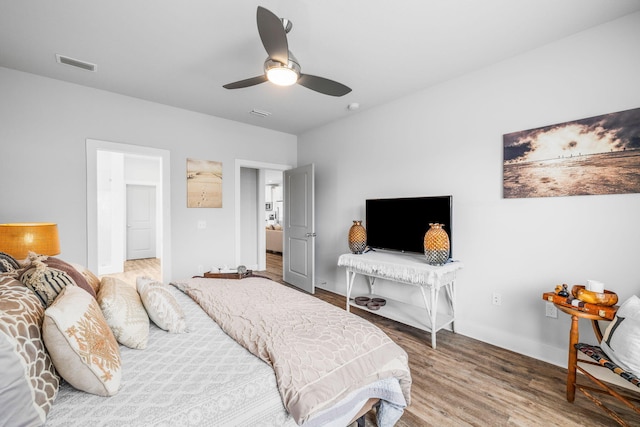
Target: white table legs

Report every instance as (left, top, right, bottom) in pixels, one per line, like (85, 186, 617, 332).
(345, 270, 355, 312)
(344, 268, 456, 349)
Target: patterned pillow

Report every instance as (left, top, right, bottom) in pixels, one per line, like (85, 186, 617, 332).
(70, 262, 101, 294)
(43, 257, 97, 299)
(43, 285, 122, 396)
(20, 256, 96, 307)
(0, 276, 59, 426)
(136, 277, 188, 333)
(0, 251, 20, 273)
(98, 277, 150, 349)
(601, 295, 640, 376)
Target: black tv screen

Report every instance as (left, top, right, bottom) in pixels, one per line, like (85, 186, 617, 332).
(365, 196, 452, 255)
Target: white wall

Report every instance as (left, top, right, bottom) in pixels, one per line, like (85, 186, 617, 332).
(298, 12, 640, 366)
(0, 66, 297, 280)
(96, 150, 125, 274)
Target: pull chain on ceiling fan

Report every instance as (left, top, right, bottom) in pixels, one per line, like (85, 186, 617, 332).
(223, 6, 351, 97)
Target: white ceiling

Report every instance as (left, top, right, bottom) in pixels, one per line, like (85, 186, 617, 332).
(2, 1, 640, 135)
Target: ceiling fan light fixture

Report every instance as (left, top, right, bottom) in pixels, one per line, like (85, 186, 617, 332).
(223, 7, 351, 96)
(266, 66, 298, 86)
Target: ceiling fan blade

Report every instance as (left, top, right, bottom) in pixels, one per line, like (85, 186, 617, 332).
(223, 75, 268, 89)
(256, 6, 289, 65)
(297, 74, 352, 97)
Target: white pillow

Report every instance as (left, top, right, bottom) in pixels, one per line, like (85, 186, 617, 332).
(98, 277, 150, 349)
(136, 277, 188, 333)
(600, 295, 640, 376)
(43, 286, 121, 396)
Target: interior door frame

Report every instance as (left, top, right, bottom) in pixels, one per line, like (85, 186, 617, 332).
(86, 139, 171, 281)
(234, 159, 291, 271)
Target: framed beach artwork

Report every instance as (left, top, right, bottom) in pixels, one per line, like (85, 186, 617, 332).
(187, 158, 222, 208)
(503, 107, 640, 198)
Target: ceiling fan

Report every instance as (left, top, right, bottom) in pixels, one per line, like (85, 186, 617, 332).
(223, 6, 351, 97)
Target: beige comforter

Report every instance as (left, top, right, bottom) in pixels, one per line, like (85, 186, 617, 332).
(172, 277, 411, 425)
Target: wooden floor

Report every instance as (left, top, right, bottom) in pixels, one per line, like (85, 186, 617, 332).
(264, 254, 638, 427)
(100, 257, 162, 287)
(108, 254, 639, 426)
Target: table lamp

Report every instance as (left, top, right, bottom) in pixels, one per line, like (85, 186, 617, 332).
(0, 222, 61, 259)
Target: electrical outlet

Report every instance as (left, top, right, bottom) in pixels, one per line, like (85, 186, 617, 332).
(492, 292, 502, 306)
(197, 264, 204, 274)
(545, 301, 558, 318)
(197, 220, 207, 229)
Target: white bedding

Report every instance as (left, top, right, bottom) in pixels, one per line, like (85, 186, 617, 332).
(173, 277, 411, 426)
(45, 285, 298, 427)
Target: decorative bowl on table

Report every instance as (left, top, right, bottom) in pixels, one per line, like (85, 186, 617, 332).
(571, 285, 618, 306)
(366, 301, 383, 310)
(371, 297, 387, 306)
(354, 296, 370, 306)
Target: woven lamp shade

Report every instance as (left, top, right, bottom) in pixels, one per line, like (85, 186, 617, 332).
(0, 223, 60, 259)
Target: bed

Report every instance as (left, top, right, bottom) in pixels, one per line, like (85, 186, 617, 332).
(0, 254, 411, 427)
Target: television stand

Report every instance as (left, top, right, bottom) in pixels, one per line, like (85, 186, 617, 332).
(338, 251, 463, 349)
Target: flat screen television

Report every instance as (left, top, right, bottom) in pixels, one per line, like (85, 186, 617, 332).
(365, 195, 452, 255)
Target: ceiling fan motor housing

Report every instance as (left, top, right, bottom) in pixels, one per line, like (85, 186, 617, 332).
(264, 52, 300, 76)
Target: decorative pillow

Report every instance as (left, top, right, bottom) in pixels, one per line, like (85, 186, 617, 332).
(70, 262, 101, 294)
(42, 257, 97, 299)
(43, 285, 121, 396)
(601, 295, 640, 376)
(136, 277, 188, 333)
(20, 256, 96, 307)
(0, 276, 59, 426)
(0, 251, 20, 273)
(98, 277, 150, 349)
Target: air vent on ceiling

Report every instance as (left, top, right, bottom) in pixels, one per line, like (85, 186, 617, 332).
(250, 109, 271, 118)
(55, 54, 97, 72)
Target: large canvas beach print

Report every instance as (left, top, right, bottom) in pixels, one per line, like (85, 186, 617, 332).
(187, 158, 222, 208)
(503, 107, 640, 198)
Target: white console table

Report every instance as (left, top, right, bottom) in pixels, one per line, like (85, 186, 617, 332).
(338, 251, 463, 349)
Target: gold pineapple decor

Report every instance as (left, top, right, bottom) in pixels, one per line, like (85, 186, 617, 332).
(348, 220, 367, 254)
(424, 223, 450, 265)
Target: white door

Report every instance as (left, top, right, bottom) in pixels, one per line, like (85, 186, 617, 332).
(283, 164, 315, 293)
(126, 184, 156, 260)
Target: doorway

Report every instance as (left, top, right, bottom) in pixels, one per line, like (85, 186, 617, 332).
(86, 139, 171, 283)
(235, 159, 290, 272)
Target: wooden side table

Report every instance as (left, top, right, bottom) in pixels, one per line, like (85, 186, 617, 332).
(555, 304, 611, 402)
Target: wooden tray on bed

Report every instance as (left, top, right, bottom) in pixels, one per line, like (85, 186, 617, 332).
(198, 270, 253, 280)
